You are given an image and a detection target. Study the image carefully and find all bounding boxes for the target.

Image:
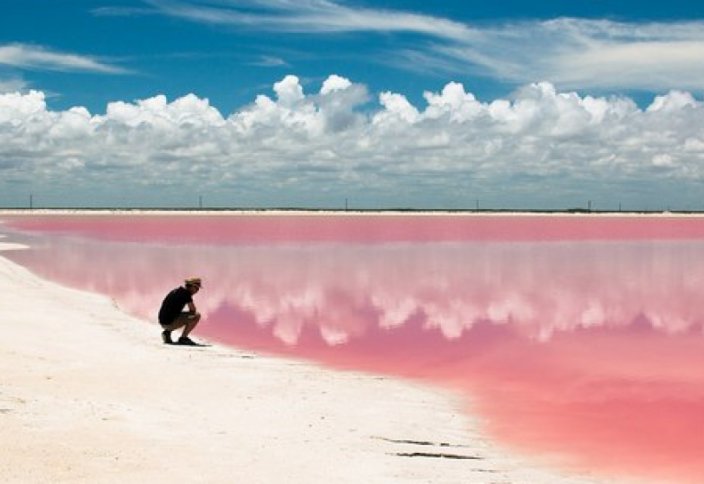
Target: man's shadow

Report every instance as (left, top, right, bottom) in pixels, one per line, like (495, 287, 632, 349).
(166, 341, 212, 348)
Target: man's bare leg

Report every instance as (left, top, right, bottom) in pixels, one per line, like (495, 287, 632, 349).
(181, 313, 201, 338)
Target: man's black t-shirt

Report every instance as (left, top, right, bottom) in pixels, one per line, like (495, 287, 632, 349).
(158, 286, 193, 325)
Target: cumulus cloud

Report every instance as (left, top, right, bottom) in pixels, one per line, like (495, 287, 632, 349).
(320, 74, 351, 95)
(0, 43, 127, 74)
(1, 75, 704, 208)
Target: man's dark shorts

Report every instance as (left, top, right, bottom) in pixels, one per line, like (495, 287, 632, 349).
(161, 312, 199, 331)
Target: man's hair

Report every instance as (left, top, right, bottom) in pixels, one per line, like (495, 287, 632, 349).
(184, 277, 202, 288)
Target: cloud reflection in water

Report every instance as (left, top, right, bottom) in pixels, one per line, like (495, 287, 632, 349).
(10, 236, 703, 341)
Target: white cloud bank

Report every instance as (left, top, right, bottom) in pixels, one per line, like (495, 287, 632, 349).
(1, 75, 704, 208)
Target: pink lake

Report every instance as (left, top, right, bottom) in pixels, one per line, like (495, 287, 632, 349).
(3, 213, 704, 482)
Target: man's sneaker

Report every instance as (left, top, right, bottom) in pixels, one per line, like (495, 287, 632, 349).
(177, 336, 197, 346)
(161, 330, 173, 344)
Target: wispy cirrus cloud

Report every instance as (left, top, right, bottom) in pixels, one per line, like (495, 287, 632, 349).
(142, 1, 704, 92)
(425, 18, 704, 91)
(144, 0, 476, 41)
(92, 6, 157, 16)
(250, 55, 289, 67)
(0, 75, 27, 93)
(0, 43, 128, 74)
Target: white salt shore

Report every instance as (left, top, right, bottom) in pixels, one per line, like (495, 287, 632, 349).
(1, 208, 703, 218)
(0, 245, 605, 483)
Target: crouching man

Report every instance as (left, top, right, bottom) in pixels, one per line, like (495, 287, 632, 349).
(158, 277, 202, 345)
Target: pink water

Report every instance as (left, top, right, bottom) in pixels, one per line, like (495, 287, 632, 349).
(4, 214, 704, 482)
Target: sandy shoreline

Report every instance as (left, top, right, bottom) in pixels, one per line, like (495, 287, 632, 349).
(0, 208, 702, 218)
(0, 245, 608, 483)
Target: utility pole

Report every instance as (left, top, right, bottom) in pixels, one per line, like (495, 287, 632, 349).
(29, 193, 33, 210)
(588, 200, 592, 212)
(199, 195, 203, 209)
(345, 198, 348, 211)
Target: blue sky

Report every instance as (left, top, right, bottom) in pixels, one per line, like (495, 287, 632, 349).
(2, 1, 704, 209)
